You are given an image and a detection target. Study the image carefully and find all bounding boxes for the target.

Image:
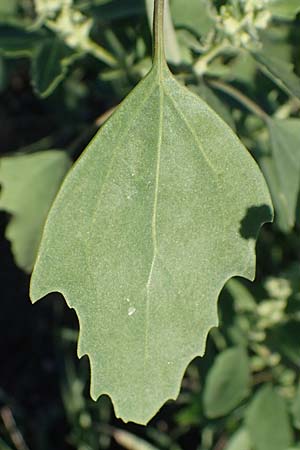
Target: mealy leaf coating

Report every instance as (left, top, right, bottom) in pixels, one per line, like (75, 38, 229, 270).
(30, 3, 273, 424)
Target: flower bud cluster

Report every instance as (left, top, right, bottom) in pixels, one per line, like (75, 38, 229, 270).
(217, 0, 272, 49)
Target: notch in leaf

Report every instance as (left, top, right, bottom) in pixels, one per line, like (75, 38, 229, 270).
(30, 0, 273, 425)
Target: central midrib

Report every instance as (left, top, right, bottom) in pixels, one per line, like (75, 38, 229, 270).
(144, 84, 164, 363)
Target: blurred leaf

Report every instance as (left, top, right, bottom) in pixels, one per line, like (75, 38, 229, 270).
(113, 429, 159, 450)
(225, 279, 256, 313)
(259, 28, 292, 64)
(226, 50, 257, 85)
(0, 0, 17, 17)
(85, 0, 145, 20)
(0, 150, 71, 272)
(246, 385, 293, 450)
(292, 380, 300, 430)
(252, 51, 300, 99)
(203, 347, 250, 418)
(0, 24, 44, 57)
(170, 0, 216, 39)
(224, 428, 252, 450)
(266, 119, 300, 231)
(268, 0, 300, 20)
(195, 83, 235, 130)
(268, 321, 300, 366)
(260, 154, 292, 233)
(31, 37, 76, 98)
(175, 396, 203, 426)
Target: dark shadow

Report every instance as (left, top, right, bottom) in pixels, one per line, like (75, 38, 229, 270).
(0, 211, 75, 449)
(295, 191, 300, 228)
(89, 0, 146, 21)
(239, 204, 273, 240)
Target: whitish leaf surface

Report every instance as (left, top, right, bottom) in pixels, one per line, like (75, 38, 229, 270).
(0, 150, 71, 272)
(30, 3, 272, 424)
(266, 119, 300, 231)
(203, 347, 250, 418)
(246, 385, 293, 450)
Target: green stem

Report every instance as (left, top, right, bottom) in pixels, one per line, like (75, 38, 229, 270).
(274, 98, 300, 119)
(209, 79, 269, 122)
(153, 0, 166, 67)
(83, 38, 117, 67)
(194, 41, 230, 75)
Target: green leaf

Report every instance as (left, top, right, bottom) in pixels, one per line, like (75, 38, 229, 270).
(268, 321, 300, 366)
(171, 0, 216, 39)
(0, 437, 13, 450)
(203, 347, 250, 418)
(252, 51, 300, 99)
(292, 380, 300, 430)
(224, 428, 252, 450)
(175, 397, 203, 426)
(0, 24, 43, 57)
(0, 0, 17, 17)
(31, 38, 76, 98)
(195, 83, 235, 130)
(268, 0, 300, 20)
(225, 279, 256, 313)
(0, 150, 71, 272)
(30, 0, 272, 425)
(267, 119, 300, 231)
(246, 385, 293, 450)
(84, 0, 145, 21)
(260, 154, 292, 233)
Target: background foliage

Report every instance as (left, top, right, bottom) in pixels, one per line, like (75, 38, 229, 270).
(0, 0, 300, 449)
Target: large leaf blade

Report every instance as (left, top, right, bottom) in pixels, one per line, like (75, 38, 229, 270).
(30, 56, 272, 423)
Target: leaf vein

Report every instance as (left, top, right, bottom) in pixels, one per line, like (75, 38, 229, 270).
(165, 90, 217, 174)
(144, 85, 164, 362)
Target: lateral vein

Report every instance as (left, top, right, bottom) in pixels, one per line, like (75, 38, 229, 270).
(165, 91, 217, 175)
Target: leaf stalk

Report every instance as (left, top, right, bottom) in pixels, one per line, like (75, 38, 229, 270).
(194, 41, 230, 76)
(153, 0, 166, 67)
